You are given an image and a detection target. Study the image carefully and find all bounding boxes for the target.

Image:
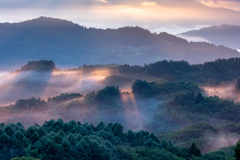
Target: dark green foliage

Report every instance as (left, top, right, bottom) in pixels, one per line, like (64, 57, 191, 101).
(199, 151, 226, 160)
(145, 60, 177, 80)
(11, 157, 40, 160)
(234, 140, 240, 160)
(117, 58, 240, 85)
(158, 122, 211, 141)
(157, 122, 220, 153)
(3, 58, 240, 160)
(163, 91, 240, 123)
(171, 91, 195, 106)
(117, 64, 144, 74)
(188, 142, 202, 157)
(101, 75, 133, 87)
(127, 146, 185, 160)
(195, 92, 204, 104)
(96, 86, 120, 101)
(132, 79, 157, 97)
(143, 139, 162, 148)
(13, 97, 47, 111)
(48, 93, 82, 102)
(0, 119, 175, 160)
(220, 123, 240, 134)
(18, 60, 55, 72)
(132, 79, 201, 98)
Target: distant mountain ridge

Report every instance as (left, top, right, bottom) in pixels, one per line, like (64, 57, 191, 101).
(180, 24, 240, 49)
(0, 17, 239, 70)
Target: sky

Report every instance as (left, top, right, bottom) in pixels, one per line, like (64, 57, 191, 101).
(1, 0, 240, 34)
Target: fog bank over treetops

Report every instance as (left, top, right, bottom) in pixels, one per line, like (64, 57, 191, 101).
(0, 17, 239, 71)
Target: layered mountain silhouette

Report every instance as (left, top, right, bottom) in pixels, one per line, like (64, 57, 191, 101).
(0, 17, 239, 70)
(180, 24, 240, 50)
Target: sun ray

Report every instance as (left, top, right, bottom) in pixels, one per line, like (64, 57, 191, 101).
(121, 92, 144, 131)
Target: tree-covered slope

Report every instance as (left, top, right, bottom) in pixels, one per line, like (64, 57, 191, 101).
(0, 119, 188, 160)
(0, 17, 239, 70)
(0, 119, 235, 160)
(116, 58, 240, 85)
(1, 59, 240, 159)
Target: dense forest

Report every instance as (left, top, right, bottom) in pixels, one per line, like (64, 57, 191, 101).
(0, 119, 238, 160)
(1, 59, 240, 159)
(68, 57, 240, 85)
(16, 60, 56, 72)
(115, 58, 240, 85)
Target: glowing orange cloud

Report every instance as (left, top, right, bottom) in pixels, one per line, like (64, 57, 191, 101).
(40, 69, 111, 100)
(99, 0, 108, 3)
(199, 0, 240, 11)
(202, 82, 240, 102)
(142, 2, 158, 7)
(1, 0, 240, 35)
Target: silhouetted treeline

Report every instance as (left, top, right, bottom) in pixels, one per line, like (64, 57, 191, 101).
(48, 93, 82, 103)
(13, 97, 47, 111)
(68, 58, 240, 85)
(132, 80, 201, 98)
(95, 86, 120, 101)
(117, 58, 240, 85)
(13, 58, 240, 85)
(4, 92, 83, 112)
(16, 60, 56, 72)
(100, 75, 133, 87)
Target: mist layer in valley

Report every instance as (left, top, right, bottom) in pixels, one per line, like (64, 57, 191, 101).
(0, 69, 113, 106)
(201, 78, 240, 102)
(0, 65, 163, 132)
(2, 59, 240, 154)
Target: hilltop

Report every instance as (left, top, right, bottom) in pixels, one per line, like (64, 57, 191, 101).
(0, 17, 239, 70)
(180, 24, 240, 49)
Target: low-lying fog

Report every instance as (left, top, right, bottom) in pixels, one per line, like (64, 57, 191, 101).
(0, 69, 112, 106)
(202, 80, 240, 102)
(1, 68, 240, 152)
(0, 69, 164, 132)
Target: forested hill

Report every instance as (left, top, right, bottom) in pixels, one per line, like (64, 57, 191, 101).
(180, 24, 240, 49)
(0, 17, 239, 70)
(16, 60, 56, 72)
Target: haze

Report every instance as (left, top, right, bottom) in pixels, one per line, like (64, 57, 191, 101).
(1, 0, 240, 34)
(1, 0, 240, 159)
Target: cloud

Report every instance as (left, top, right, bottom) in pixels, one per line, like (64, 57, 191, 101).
(0, 0, 207, 8)
(199, 0, 240, 11)
(1, 0, 240, 34)
(0, 0, 239, 9)
(99, 0, 109, 3)
(142, 2, 158, 7)
(177, 34, 210, 42)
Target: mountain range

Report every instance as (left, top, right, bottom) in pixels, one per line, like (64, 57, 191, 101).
(180, 24, 240, 50)
(0, 17, 239, 70)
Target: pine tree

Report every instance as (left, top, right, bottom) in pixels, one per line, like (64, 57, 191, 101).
(234, 140, 240, 160)
(195, 92, 204, 104)
(188, 142, 202, 157)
